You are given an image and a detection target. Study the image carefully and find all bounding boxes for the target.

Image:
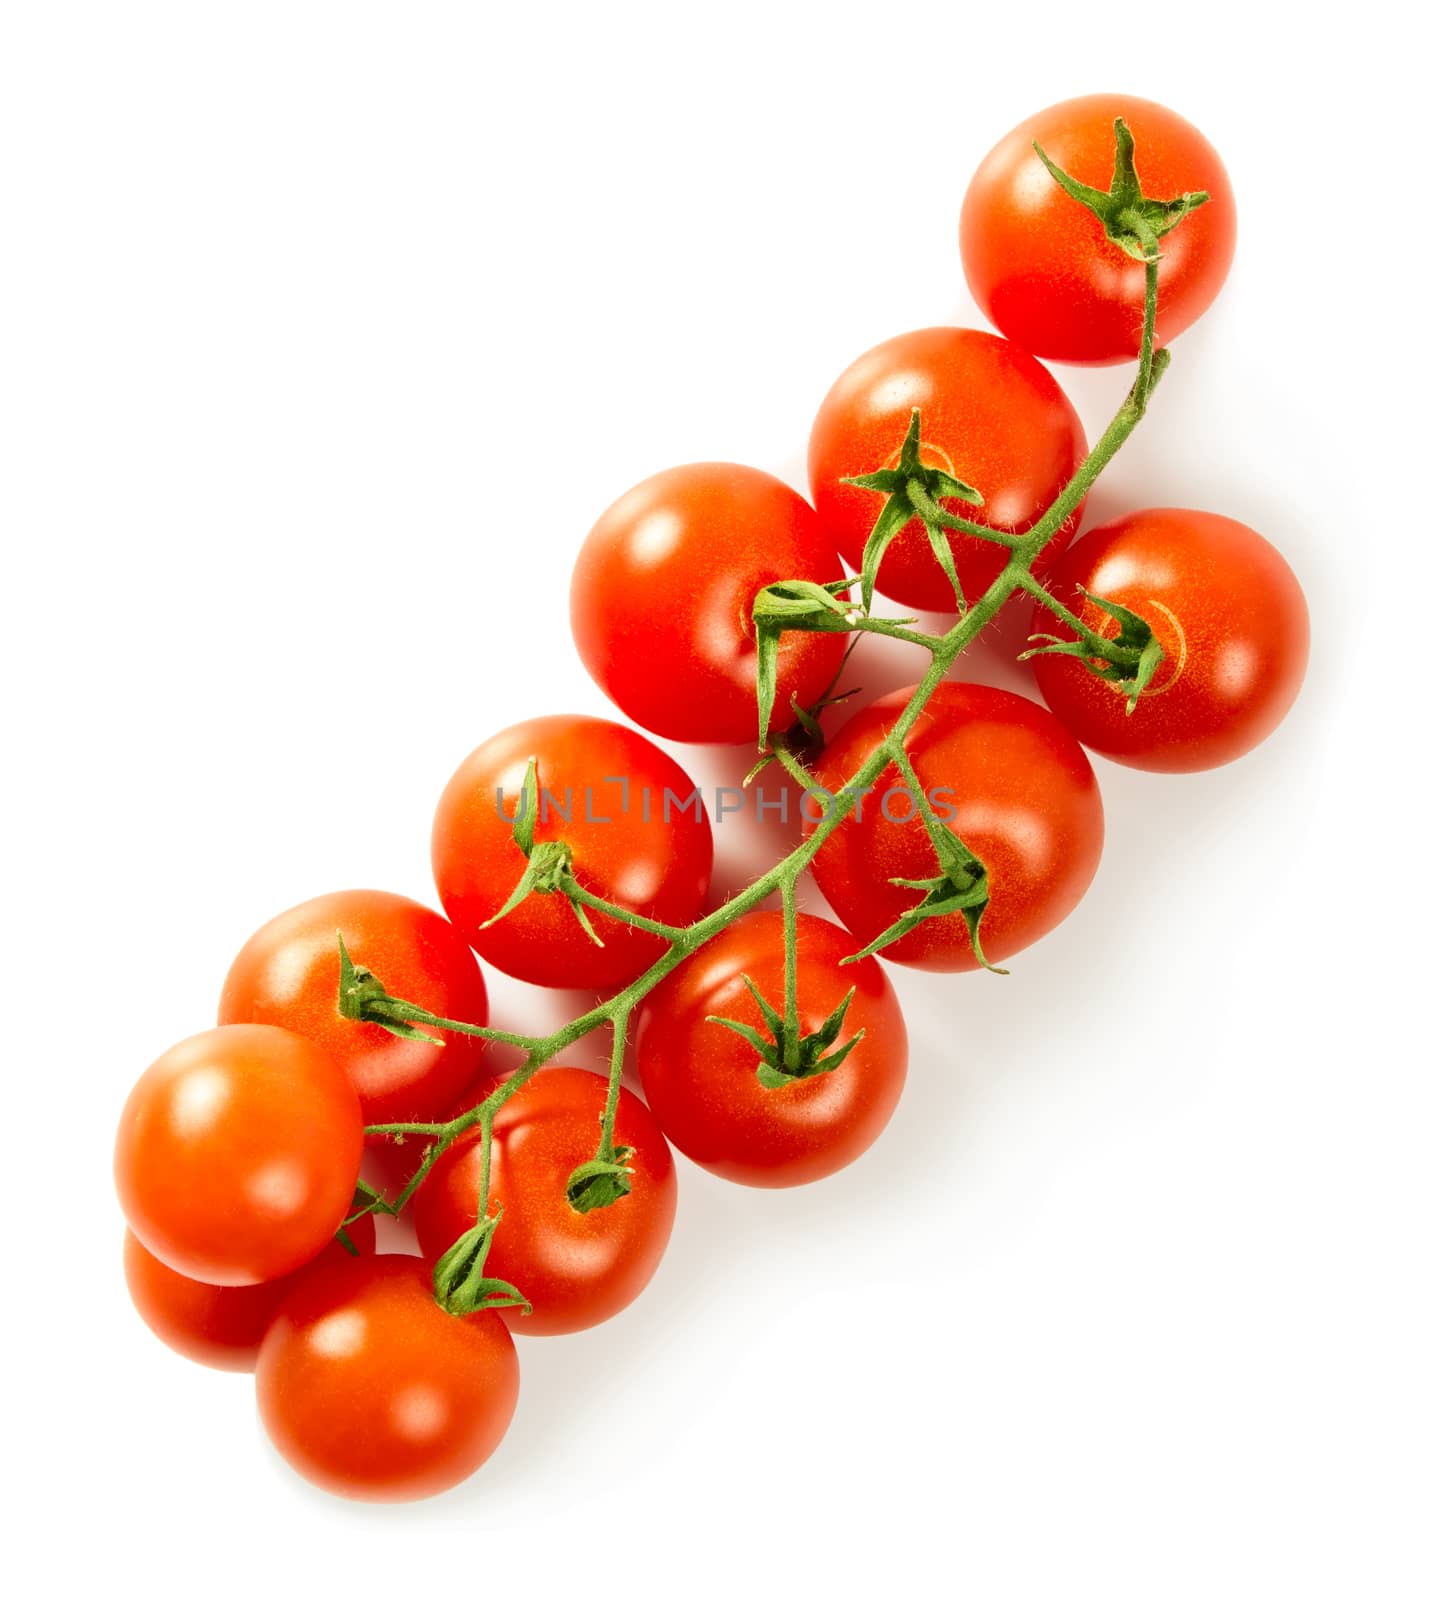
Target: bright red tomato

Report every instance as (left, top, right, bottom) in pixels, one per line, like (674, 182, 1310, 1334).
(122, 1211, 376, 1372)
(114, 1024, 364, 1286)
(432, 715, 713, 991)
(635, 911, 907, 1186)
(571, 462, 849, 744)
(806, 683, 1104, 971)
(256, 1255, 519, 1502)
(218, 888, 489, 1125)
(412, 1066, 677, 1336)
(960, 95, 1236, 365)
(1029, 508, 1309, 771)
(808, 328, 1087, 611)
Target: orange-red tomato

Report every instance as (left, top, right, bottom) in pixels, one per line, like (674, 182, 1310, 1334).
(412, 1067, 677, 1336)
(114, 1024, 364, 1286)
(960, 95, 1236, 365)
(218, 888, 489, 1125)
(808, 328, 1087, 610)
(432, 715, 713, 991)
(636, 911, 907, 1186)
(807, 683, 1104, 971)
(256, 1256, 519, 1502)
(122, 1212, 376, 1372)
(572, 463, 848, 745)
(1029, 508, 1309, 771)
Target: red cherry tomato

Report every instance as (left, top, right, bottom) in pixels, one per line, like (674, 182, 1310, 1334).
(806, 683, 1104, 971)
(808, 327, 1087, 610)
(122, 1212, 376, 1372)
(256, 1255, 519, 1502)
(412, 1066, 677, 1336)
(636, 911, 907, 1187)
(571, 463, 848, 745)
(114, 1024, 364, 1286)
(1029, 508, 1309, 771)
(960, 94, 1237, 366)
(218, 888, 489, 1125)
(432, 715, 713, 991)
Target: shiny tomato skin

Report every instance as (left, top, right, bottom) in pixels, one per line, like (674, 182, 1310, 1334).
(808, 328, 1087, 610)
(635, 911, 907, 1187)
(122, 1212, 376, 1372)
(432, 715, 713, 991)
(256, 1255, 519, 1502)
(412, 1067, 677, 1336)
(807, 683, 1104, 971)
(571, 462, 849, 745)
(217, 888, 489, 1126)
(1030, 508, 1309, 772)
(960, 94, 1237, 365)
(114, 1024, 365, 1286)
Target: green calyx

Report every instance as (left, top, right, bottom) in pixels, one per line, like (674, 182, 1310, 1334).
(1021, 587, 1164, 712)
(1034, 117, 1210, 264)
(336, 934, 445, 1045)
(566, 1147, 636, 1213)
(484, 757, 604, 945)
(843, 817, 1004, 973)
(432, 1206, 532, 1317)
(752, 578, 860, 753)
(845, 409, 983, 612)
(708, 977, 864, 1089)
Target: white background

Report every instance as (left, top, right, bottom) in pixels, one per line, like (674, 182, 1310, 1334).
(2, 4, 1440, 1596)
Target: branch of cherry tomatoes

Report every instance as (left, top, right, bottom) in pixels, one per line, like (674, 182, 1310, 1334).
(114, 94, 1309, 1504)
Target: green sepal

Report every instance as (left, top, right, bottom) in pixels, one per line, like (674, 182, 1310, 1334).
(1019, 586, 1164, 712)
(846, 409, 984, 611)
(433, 1208, 532, 1317)
(741, 974, 785, 1038)
(840, 821, 1005, 973)
(707, 1014, 777, 1060)
(512, 758, 540, 855)
(753, 579, 855, 624)
(752, 582, 860, 751)
(914, 498, 967, 612)
(483, 757, 614, 932)
(480, 838, 574, 929)
(1033, 117, 1211, 265)
(754, 620, 782, 752)
(569, 895, 606, 947)
(565, 1146, 636, 1213)
(1123, 636, 1164, 712)
(341, 1179, 397, 1229)
(858, 494, 917, 614)
(789, 692, 826, 747)
(706, 980, 867, 1088)
(480, 758, 588, 929)
(746, 681, 864, 782)
(336, 935, 444, 1045)
(752, 1027, 864, 1087)
(809, 985, 857, 1054)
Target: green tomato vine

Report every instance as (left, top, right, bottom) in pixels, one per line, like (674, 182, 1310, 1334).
(339, 120, 1198, 1317)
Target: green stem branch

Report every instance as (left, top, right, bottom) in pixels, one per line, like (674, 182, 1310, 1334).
(563, 881, 689, 942)
(597, 1017, 628, 1156)
(1017, 571, 1135, 664)
(780, 874, 801, 1072)
(350, 268, 1167, 1258)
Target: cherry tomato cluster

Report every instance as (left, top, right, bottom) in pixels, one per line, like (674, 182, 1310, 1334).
(115, 94, 1308, 1503)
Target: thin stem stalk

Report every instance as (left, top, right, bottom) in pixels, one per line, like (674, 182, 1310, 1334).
(355, 261, 1167, 1243)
